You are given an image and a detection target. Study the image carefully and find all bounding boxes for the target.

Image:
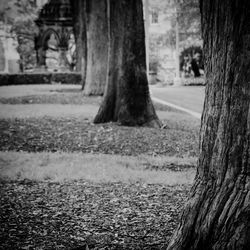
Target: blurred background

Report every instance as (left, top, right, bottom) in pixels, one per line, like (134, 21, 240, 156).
(0, 0, 203, 85)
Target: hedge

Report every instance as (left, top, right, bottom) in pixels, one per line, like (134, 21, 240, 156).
(0, 73, 82, 86)
(181, 77, 205, 86)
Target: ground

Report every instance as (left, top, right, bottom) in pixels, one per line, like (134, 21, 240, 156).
(0, 84, 201, 250)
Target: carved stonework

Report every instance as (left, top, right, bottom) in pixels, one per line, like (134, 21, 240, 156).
(35, 0, 74, 71)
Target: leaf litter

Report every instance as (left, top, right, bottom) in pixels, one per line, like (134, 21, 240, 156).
(0, 117, 198, 157)
(0, 179, 190, 249)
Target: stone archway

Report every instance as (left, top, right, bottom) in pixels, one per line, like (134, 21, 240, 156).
(42, 29, 60, 71)
(34, 0, 74, 72)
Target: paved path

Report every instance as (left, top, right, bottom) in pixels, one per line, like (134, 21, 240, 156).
(150, 85, 205, 118)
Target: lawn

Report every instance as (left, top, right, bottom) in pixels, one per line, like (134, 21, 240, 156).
(0, 84, 200, 249)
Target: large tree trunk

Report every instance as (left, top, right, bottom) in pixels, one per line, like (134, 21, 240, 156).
(70, 0, 87, 88)
(167, 1, 250, 249)
(94, 0, 161, 127)
(83, 0, 109, 96)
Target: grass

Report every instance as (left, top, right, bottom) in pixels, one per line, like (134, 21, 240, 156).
(0, 151, 196, 185)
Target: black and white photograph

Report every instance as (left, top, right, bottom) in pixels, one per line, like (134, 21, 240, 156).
(0, 0, 249, 249)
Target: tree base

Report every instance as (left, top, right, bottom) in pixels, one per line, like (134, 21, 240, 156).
(94, 116, 162, 128)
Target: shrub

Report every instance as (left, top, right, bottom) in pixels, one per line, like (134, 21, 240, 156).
(0, 73, 82, 86)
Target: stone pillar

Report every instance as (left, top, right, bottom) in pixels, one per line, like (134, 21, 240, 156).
(58, 47, 69, 72)
(34, 35, 47, 72)
(37, 47, 46, 66)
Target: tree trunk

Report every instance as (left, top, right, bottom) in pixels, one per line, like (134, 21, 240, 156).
(70, 0, 87, 88)
(94, 0, 161, 127)
(167, 1, 250, 249)
(83, 0, 109, 96)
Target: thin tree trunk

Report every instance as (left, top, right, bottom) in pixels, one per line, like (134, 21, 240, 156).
(94, 0, 161, 127)
(83, 0, 108, 96)
(167, 1, 250, 249)
(71, 0, 87, 88)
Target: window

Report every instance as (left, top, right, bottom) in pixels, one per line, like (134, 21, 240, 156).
(151, 10, 159, 24)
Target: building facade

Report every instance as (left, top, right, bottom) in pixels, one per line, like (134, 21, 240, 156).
(145, 0, 177, 84)
(0, 22, 20, 73)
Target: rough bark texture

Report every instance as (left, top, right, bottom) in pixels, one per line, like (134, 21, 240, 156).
(94, 0, 161, 127)
(71, 0, 87, 88)
(167, 1, 250, 249)
(83, 0, 108, 96)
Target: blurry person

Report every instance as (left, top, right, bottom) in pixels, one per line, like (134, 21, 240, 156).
(181, 54, 192, 77)
(191, 53, 203, 77)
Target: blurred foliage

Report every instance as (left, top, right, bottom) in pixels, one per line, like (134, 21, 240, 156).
(180, 46, 203, 60)
(0, 0, 37, 24)
(149, 0, 202, 50)
(12, 17, 39, 71)
(148, 0, 202, 73)
(178, 0, 201, 36)
(178, 0, 202, 48)
(0, 0, 39, 71)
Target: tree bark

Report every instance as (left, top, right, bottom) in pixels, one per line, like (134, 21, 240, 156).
(167, 1, 250, 249)
(70, 0, 87, 88)
(94, 0, 161, 127)
(83, 0, 109, 96)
